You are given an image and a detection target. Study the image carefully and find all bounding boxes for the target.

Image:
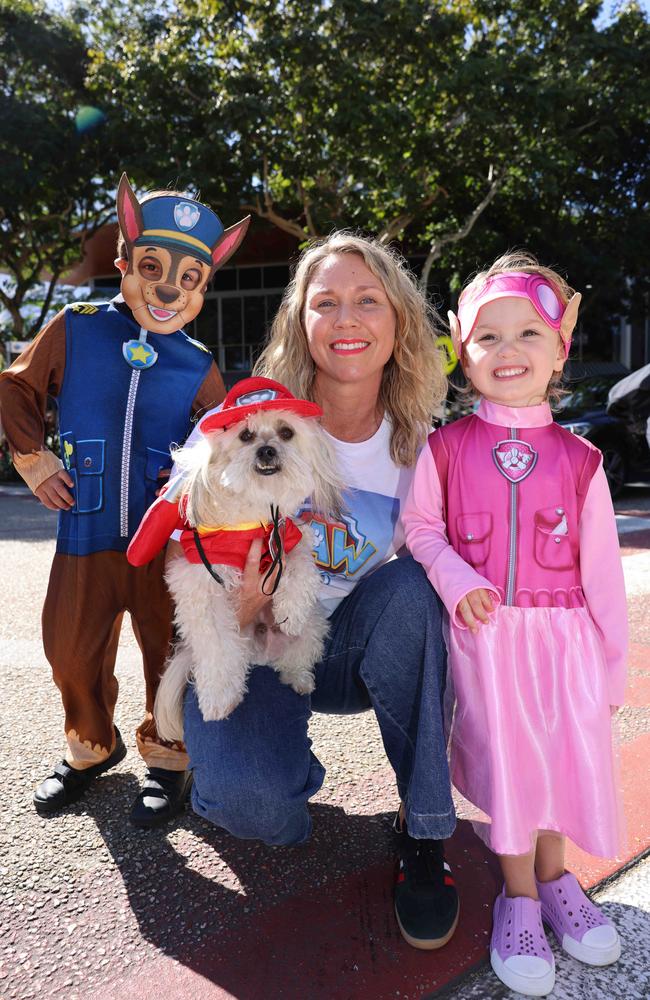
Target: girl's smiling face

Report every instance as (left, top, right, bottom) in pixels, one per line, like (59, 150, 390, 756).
(463, 296, 566, 407)
(303, 253, 396, 387)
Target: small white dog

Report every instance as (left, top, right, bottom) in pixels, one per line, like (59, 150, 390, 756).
(127, 378, 341, 742)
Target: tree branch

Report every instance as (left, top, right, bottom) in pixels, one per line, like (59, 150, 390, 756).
(33, 270, 63, 335)
(241, 157, 310, 241)
(297, 180, 318, 239)
(0, 285, 24, 339)
(419, 175, 502, 292)
(377, 189, 444, 245)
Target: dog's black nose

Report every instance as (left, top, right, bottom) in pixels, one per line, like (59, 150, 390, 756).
(256, 445, 277, 463)
(155, 285, 181, 304)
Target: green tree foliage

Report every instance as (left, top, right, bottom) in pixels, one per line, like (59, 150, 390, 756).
(2, 0, 648, 344)
(436, 0, 650, 335)
(0, 0, 118, 338)
(87, 0, 649, 318)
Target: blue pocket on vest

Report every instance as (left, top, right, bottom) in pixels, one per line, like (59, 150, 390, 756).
(145, 447, 172, 506)
(61, 433, 105, 514)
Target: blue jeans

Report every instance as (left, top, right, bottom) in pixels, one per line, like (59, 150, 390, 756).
(184, 556, 455, 846)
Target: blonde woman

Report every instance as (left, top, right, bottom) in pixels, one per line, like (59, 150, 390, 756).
(181, 233, 459, 949)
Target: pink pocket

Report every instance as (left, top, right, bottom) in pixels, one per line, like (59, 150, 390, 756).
(456, 512, 492, 567)
(534, 506, 575, 570)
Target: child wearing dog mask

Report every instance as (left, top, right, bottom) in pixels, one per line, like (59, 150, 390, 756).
(0, 174, 249, 826)
(403, 252, 627, 995)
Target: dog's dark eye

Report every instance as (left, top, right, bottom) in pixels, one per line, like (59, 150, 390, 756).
(239, 428, 255, 443)
(278, 426, 294, 441)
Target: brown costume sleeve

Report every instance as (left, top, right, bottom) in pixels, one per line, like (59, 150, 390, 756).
(190, 360, 226, 420)
(0, 310, 67, 492)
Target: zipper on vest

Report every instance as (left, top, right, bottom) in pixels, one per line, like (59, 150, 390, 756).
(505, 427, 518, 605)
(120, 369, 140, 537)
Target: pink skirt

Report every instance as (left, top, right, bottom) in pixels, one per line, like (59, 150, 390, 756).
(449, 605, 624, 858)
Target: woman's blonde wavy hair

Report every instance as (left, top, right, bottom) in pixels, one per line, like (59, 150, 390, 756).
(254, 232, 447, 467)
(458, 250, 575, 405)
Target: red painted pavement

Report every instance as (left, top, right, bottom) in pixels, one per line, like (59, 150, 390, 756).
(89, 730, 650, 1000)
(89, 544, 649, 1000)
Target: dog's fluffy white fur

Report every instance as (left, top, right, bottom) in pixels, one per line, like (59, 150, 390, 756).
(154, 409, 342, 741)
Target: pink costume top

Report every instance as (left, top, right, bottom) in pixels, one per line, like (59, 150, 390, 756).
(402, 398, 627, 705)
(402, 399, 628, 857)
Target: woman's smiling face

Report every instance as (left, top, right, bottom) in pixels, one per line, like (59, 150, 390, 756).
(303, 253, 396, 387)
(463, 296, 566, 407)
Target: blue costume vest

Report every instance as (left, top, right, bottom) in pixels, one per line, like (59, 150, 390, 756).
(56, 301, 212, 556)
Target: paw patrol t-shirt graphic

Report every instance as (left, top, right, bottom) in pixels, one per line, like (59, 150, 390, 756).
(298, 418, 415, 615)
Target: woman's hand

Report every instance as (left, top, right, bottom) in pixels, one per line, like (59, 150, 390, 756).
(165, 536, 282, 629)
(457, 588, 494, 633)
(34, 469, 75, 510)
(236, 538, 281, 629)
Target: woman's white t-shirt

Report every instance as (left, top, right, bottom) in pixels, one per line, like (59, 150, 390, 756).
(303, 419, 414, 615)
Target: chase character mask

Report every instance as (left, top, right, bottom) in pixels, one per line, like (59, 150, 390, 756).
(115, 173, 250, 335)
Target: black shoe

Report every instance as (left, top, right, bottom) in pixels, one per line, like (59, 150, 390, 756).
(393, 813, 460, 950)
(129, 768, 193, 829)
(33, 728, 127, 814)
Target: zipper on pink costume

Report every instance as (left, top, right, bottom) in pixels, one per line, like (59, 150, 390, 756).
(505, 427, 518, 605)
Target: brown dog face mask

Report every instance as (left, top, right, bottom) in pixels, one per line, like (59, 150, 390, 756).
(115, 173, 250, 335)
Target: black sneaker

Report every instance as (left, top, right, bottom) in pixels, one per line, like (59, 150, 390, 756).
(129, 768, 193, 829)
(393, 813, 460, 949)
(33, 727, 127, 814)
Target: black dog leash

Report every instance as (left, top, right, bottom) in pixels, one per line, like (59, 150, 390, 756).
(261, 504, 284, 597)
(193, 504, 285, 597)
(193, 529, 225, 587)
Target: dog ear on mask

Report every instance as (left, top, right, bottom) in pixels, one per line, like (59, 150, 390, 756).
(116, 173, 144, 250)
(448, 310, 462, 361)
(560, 292, 581, 346)
(210, 217, 251, 272)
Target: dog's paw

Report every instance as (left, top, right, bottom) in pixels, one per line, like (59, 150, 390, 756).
(201, 695, 243, 722)
(279, 667, 315, 696)
(201, 697, 243, 721)
(198, 681, 247, 722)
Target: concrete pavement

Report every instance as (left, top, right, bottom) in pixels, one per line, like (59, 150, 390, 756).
(0, 484, 648, 1000)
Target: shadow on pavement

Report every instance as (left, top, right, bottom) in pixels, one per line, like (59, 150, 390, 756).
(77, 773, 502, 1000)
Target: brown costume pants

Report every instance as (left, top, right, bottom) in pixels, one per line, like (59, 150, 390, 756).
(42, 550, 188, 771)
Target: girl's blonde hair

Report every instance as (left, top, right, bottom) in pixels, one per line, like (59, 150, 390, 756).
(254, 232, 447, 467)
(458, 250, 575, 405)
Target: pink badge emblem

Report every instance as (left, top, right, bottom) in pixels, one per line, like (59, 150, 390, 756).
(493, 439, 538, 483)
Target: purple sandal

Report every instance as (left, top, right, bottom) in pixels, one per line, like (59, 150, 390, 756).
(490, 888, 555, 997)
(537, 872, 621, 966)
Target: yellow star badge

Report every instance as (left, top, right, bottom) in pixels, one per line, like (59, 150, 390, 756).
(129, 344, 152, 363)
(122, 338, 158, 369)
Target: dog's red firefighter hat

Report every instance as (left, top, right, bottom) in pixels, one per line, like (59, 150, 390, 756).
(198, 377, 322, 433)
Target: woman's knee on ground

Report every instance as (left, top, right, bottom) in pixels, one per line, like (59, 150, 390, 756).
(190, 761, 319, 846)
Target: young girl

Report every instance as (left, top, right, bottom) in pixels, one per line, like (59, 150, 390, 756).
(402, 252, 627, 997)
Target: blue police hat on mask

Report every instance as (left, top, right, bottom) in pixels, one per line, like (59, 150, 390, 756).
(134, 196, 225, 266)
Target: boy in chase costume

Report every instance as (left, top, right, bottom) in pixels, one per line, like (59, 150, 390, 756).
(0, 174, 249, 825)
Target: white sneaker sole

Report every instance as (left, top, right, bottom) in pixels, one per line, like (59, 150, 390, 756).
(395, 903, 459, 950)
(490, 948, 555, 997)
(561, 930, 621, 966)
